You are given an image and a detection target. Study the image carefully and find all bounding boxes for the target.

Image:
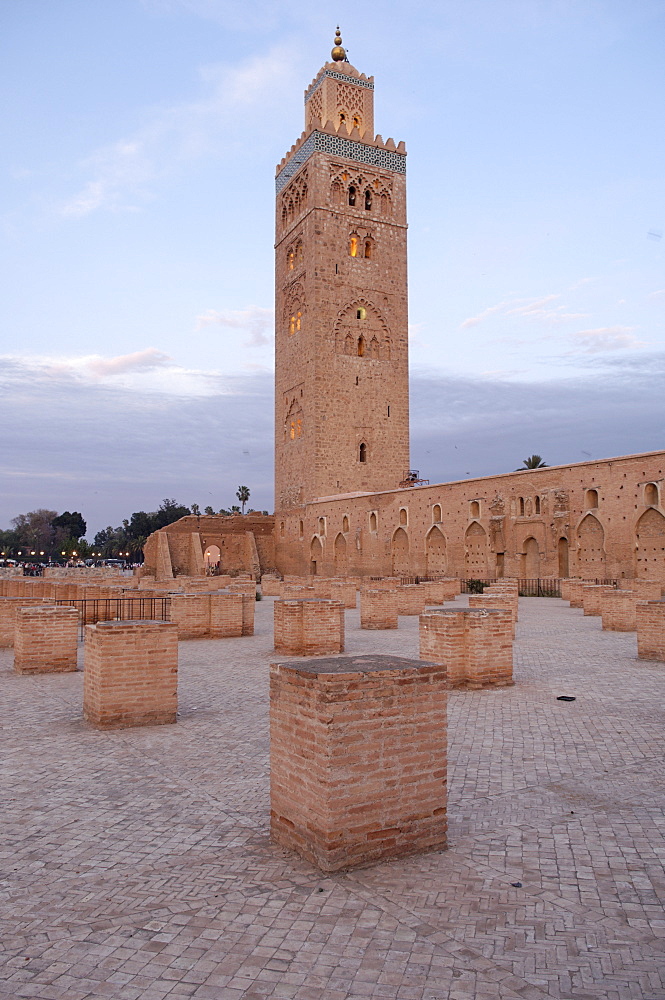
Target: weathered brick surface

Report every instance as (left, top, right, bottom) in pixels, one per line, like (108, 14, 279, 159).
(397, 584, 428, 616)
(601, 589, 638, 631)
(360, 588, 399, 629)
(420, 607, 514, 689)
(467, 592, 517, 637)
(0, 597, 48, 647)
(208, 592, 244, 638)
(567, 579, 594, 608)
(636, 599, 665, 661)
(273, 598, 344, 655)
(13, 605, 79, 674)
(582, 584, 616, 616)
(83, 620, 178, 729)
(270, 653, 447, 871)
(329, 580, 357, 608)
(169, 594, 210, 639)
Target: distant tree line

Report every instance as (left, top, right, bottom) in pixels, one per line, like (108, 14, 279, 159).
(1, 489, 269, 563)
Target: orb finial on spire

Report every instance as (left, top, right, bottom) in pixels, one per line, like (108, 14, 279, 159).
(331, 26, 346, 62)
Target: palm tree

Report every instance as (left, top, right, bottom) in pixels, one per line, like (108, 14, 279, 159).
(516, 455, 548, 471)
(236, 486, 251, 514)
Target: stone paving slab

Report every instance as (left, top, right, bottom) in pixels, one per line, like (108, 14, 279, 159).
(1, 597, 664, 999)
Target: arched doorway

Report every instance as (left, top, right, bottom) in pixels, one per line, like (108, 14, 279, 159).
(464, 522, 488, 576)
(636, 508, 665, 579)
(425, 526, 447, 576)
(204, 544, 221, 573)
(576, 514, 605, 576)
(558, 537, 569, 578)
(310, 536, 323, 576)
(391, 527, 409, 576)
(522, 536, 540, 578)
(334, 532, 348, 575)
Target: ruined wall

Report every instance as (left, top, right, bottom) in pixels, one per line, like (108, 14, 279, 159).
(143, 515, 275, 580)
(274, 450, 665, 583)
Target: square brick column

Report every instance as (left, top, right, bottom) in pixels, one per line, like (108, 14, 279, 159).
(0, 597, 48, 647)
(583, 584, 616, 616)
(360, 588, 399, 629)
(601, 590, 637, 631)
(636, 600, 665, 661)
(14, 605, 79, 674)
(282, 584, 316, 600)
(420, 608, 514, 689)
(329, 580, 357, 609)
(568, 580, 592, 608)
(397, 584, 428, 616)
(274, 599, 344, 655)
(83, 620, 178, 729)
(208, 592, 244, 637)
(270, 654, 447, 871)
(467, 593, 517, 637)
(633, 580, 664, 600)
(169, 594, 210, 639)
(260, 575, 283, 597)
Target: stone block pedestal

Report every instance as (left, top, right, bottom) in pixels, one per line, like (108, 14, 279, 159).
(270, 654, 447, 871)
(14, 605, 79, 674)
(273, 599, 344, 655)
(420, 608, 514, 689)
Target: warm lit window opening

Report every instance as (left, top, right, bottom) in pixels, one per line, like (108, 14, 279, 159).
(356, 306, 366, 320)
(288, 249, 294, 270)
(357, 336, 365, 357)
(352, 115, 361, 129)
(349, 236, 359, 257)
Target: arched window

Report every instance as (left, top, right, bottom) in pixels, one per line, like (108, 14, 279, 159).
(357, 336, 365, 357)
(349, 236, 359, 257)
(344, 334, 354, 355)
(369, 511, 377, 532)
(470, 501, 480, 518)
(318, 517, 326, 535)
(356, 306, 366, 320)
(348, 185, 356, 206)
(352, 114, 361, 129)
(339, 111, 347, 127)
(380, 192, 389, 216)
(399, 508, 408, 526)
(331, 180, 343, 205)
(369, 336, 379, 359)
(296, 310, 301, 332)
(519, 497, 525, 516)
(364, 239, 372, 259)
(295, 241, 303, 264)
(280, 521, 285, 537)
(364, 189, 372, 211)
(299, 520, 304, 539)
(433, 504, 442, 523)
(287, 248, 294, 270)
(645, 483, 659, 506)
(535, 495, 541, 514)
(585, 488, 598, 509)
(359, 442, 367, 463)
(342, 515, 349, 532)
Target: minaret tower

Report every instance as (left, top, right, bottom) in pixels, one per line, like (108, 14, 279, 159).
(274, 30, 410, 510)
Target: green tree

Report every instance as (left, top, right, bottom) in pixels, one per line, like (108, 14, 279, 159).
(191, 503, 200, 516)
(236, 485, 250, 514)
(52, 511, 86, 541)
(516, 455, 547, 471)
(204, 506, 215, 515)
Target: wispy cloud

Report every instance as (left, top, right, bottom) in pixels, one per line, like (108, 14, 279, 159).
(649, 289, 665, 299)
(196, 306, 273, 347)
(59, 48, 297, 217)
(460, 292, 590, 330)
(572, 326, 645, 353)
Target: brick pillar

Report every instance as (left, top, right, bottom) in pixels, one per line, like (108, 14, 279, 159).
(636, 600, 665, 661)
(560, 579, 572, 601)
(633, 580, 664, 600)
(601, 590, 637, 631)
(169, 594, 210, 639)
(567, 580, 592, 608)
(240, 593, 255, 636)
(397, 584, 428, 616)
(360, 588, 399, 629)
(329, 580, 357, 609)
(420, 608, 514, 689)
(270, 653, 447, 871)
(260, 575, 282, 597)
(0, 597, 48, 647)
(83, 620, 178, 729)
(312, 578, 333, 599)
(13, 605, 79, 674)
(282, 584, 316, 600)
(208, 592, 244, 637)
(582, 584, 616, 616)
(274, 599, 344, 656)
(467, 593, 517, 637)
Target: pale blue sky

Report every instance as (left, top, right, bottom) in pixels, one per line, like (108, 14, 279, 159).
(1, 0, 663, 536)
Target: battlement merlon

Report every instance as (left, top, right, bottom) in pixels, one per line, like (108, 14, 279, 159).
(275, 128, 406, 194)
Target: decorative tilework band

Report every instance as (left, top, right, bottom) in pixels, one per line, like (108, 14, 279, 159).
(304, 70, 374, 103)
(276, 131, 406, 193)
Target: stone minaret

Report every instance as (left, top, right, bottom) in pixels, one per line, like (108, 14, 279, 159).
(274, 30, 410, 511)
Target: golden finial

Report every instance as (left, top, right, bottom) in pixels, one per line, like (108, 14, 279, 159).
(331, 26, 346, 62)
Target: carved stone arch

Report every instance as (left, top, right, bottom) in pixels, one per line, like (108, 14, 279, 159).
(636, 507, 665, 579)
(331, 178, 343, 206)
(425, 525, 447, 576)
(333, 297, 391, 357)
(284, 397, 303, 441)
(465, 521, 488, 576)
(391, 527, 410, 576)
(521, 536, 540, 578)
(576, 513, 605, 576)
(379, 189, 391, 216)
(284, 280, 305, 335)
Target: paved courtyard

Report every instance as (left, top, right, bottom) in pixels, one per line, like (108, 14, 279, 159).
(1, 596, 664, 1000)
